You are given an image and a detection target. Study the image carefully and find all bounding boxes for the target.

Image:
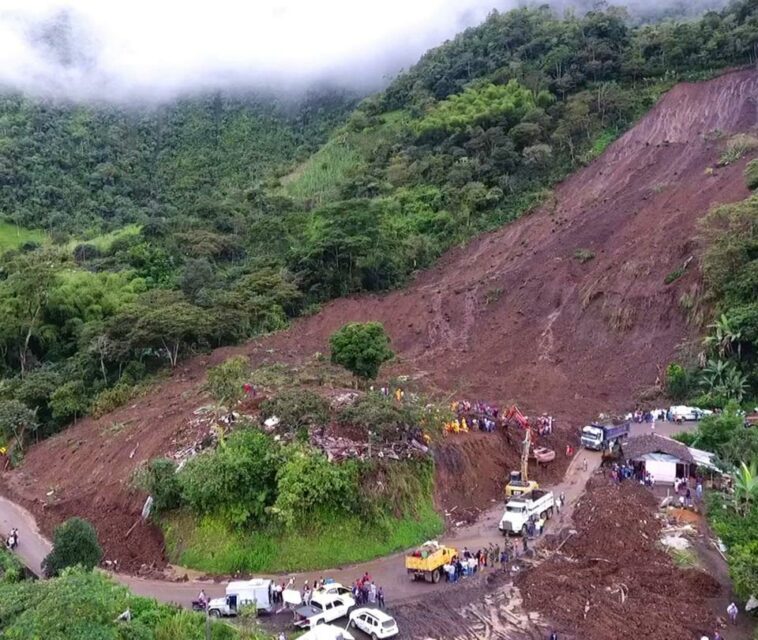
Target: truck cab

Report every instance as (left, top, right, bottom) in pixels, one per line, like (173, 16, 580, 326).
(580, 424, 605, 450)
(499, 490, 555, 535)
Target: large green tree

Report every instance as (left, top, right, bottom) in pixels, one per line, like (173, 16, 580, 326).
(330, 322, 394, 381)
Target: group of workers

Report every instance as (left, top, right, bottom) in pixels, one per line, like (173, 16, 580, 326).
(350, 573, 385, 608)
(445, 400, 501, 434)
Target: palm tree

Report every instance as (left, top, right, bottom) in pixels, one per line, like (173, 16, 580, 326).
(733, 461, 758, 516)
(704, 314, 742, 360)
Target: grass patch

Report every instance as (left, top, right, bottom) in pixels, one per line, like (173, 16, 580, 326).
(745, 158, 758, 190)
(283, 135, 362, 206)
(162, 502, 442, 574)
(669, 547, 698, 568)
(67, 224, 141, 253)
(573, 248, 595, 264)
(719, 133, 758, 166)
(0, 222, 45, 251)
(664, 267, 685, 284)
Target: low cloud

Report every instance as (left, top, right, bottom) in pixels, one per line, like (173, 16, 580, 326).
(0, 0, 729, 102)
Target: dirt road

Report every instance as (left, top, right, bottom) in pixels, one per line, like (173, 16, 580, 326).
(0, 446, 601, 607)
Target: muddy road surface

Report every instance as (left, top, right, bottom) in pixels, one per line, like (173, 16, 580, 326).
(2, 447, 600, 607)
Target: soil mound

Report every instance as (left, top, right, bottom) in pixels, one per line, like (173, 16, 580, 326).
(5, 70, 758, 569)
(516, 477, 720, 639)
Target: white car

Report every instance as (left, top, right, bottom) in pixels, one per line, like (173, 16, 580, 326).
(348, 608, 399, 639)
(316, 582, 354, 598)
(299, 624, 355, 640)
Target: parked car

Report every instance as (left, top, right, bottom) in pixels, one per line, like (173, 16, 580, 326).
(316, 582, 354, 599)
(298, 624, 355, 640)
(348, 608, 399, 639)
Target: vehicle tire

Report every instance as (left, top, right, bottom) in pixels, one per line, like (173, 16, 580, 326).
(372, 634, 378, 640)
(547, 506, 554, 519)
(350, 620, 357, 629)
(540, 510, 547, 520)
(209, 610, 221, 618)
(432, 569, 441, 584)
(316, 619, 325, 625)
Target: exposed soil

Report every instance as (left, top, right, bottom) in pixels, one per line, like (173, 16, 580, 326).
(4, 69, 758, 571)
(434, 428, 573, 523)
(516, 477, 721, 640)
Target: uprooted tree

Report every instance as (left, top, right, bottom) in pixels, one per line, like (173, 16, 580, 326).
(329, 322, 394, 382)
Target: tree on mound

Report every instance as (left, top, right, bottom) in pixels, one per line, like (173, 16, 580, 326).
(330, 322, 393, 382)
(43, 517, 103, 577)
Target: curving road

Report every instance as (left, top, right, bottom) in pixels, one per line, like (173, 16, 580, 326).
(0, 419, 695, 607)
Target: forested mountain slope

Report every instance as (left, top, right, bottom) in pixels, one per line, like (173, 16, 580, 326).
(8, 68, 756, 568)
(2, 0, 758, 450)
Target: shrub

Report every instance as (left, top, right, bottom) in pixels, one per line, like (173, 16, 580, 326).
(719, 133, 758, 166)
(664, 267, 684, 284)
(142, 458, 183, 512)
(205, 355, 249, 411)
(745, 158, 758, 190)
(179, 427, 283, 527)
(672, 431, 697, 446)
(665, 363, 689, 400)
(260, 389, 330, 436)
(573, 248, 595, 263)
(42, 518, 103, 577)
(330, 322, 394, 381)
(90, 383, 140, 418)
(273, 447, 359, 528)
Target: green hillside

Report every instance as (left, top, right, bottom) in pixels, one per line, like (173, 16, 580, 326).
(1, 0, 758, 446)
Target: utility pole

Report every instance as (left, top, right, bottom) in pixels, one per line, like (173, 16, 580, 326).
(205, 607, 211, 640)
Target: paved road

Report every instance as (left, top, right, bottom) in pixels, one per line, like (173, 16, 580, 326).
(0, 422, 700, 607)
(0, 445, 604, 607)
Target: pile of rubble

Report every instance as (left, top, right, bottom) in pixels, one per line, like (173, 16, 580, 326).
(309, 432, 429, 462)
(516, 477, 720, 640)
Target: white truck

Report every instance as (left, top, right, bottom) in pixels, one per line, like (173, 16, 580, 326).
(208, 579, 273, 617)
(498, 489, 555, 536)
(294, 590, 356, 629)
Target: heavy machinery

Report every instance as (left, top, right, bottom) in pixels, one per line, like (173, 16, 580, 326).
(504, 404, 530, 430)
(504, 404, 555, 496)
(505, 427, 540, 497)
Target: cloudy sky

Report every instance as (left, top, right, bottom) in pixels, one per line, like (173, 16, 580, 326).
(0, 0, 729, 101)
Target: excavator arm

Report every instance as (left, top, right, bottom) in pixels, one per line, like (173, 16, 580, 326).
(520, 428, 531, 483)
(505, 404, 529, 430)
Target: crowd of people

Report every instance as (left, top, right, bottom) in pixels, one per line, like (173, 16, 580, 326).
(268, 574, 387, 610)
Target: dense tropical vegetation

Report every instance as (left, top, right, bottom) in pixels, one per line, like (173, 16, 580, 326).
(0, 547, 245, 639)
(142, 356, 444, 574)
(2, 1, 758, 447)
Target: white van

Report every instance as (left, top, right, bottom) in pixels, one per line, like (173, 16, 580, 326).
(208, 579, 273, 617)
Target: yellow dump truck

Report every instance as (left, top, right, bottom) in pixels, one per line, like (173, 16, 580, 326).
(405, 541, 457, 583)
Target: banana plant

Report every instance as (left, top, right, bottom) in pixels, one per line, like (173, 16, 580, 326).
(734, 461, 758, 516)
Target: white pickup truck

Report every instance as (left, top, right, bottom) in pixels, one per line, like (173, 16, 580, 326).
(294, 591, 356, 629)
(499, 489, 555, 535)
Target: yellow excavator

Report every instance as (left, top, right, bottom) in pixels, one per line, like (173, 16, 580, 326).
(505, 427, 540, 497)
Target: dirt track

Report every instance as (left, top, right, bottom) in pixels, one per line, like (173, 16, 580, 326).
(4, 69, 758, 571)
